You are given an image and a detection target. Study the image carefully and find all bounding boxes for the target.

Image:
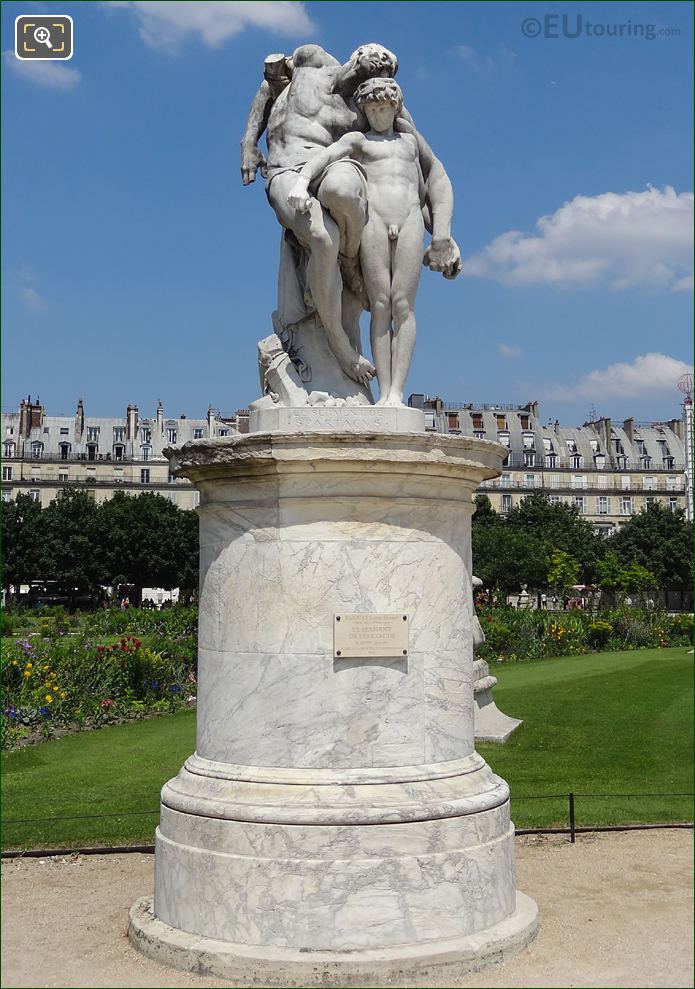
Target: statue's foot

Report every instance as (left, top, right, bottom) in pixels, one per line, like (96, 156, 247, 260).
(382, 392, 405, 408)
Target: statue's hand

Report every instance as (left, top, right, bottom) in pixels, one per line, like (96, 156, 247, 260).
(423, 237, 462, 280)
(241, 145, 267, 186)
(287, 179, 312, 213)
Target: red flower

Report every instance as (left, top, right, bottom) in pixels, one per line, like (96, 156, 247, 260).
(101, 698, 114, 709)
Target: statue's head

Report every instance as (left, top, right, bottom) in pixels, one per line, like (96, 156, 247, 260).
(349, 43, 398, 81)
(354, 77, 403, 117)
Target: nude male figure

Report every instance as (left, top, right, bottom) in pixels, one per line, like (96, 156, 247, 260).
(288, 79, 424, 407)
(241, 43, 461, 388)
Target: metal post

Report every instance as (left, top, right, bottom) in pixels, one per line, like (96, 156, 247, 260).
(569, 791, 576, 844)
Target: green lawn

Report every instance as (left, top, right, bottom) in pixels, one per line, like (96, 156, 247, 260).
(2, 647, 692, 849)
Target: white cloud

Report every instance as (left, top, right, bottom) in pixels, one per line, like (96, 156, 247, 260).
(104, 1, 314, 52)
(20, 286, 47, 311)
(497, 342, 522, 360)
(453, 43, 516, 74)
(549, 353, 694, 401)
(465, 186, 693, 293)
(2, 50, 80, 89)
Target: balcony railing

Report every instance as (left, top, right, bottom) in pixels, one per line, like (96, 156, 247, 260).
(481, 478, 684, 493)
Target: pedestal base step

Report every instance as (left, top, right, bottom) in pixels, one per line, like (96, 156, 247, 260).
(129, 892, 538, 987)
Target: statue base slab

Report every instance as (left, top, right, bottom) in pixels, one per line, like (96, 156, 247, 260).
(248, 403, 425, 434)
(131, 430, 536, 979)
(129, 891, 537, 987)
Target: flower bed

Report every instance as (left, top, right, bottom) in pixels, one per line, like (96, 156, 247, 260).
(1, 608, 198, 749)
(476, 606, 693, 663)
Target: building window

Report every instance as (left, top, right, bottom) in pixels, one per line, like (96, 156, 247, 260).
(5, 426, 14, 435)
(524, 474, 535, 489)
(524, 451, 536, 467)
(643, 476, 656, 491)
(640, 456, 652, 470)
(500, 473, 511, 488)
(545, 454, 558, 468)
(168, 491, 177, 505)
(3, 441, 15, 458)
(635, 439, 646, 456)
(473, 430, 485, 440)
(573, 496, 587, 514)
(60, 427, 69, 435)
(570, 454, 583, 469)
(140, 445, 151, 462)
(571, 475, 586, 489)
(644, 496, 657, 507)
(519, 414, 530, 430)
(167, 428, 178, 444)
(472, 413, 484, 430)
(522, 432, 535, 450)
(548, 495, 562, 505)
(501, 493, 512, 513)
(667, 497, 679, 512)
(663, 456, 674, 470)
(667, 476, 680, 491)
(141, 469, 150, 483)
(620, 497, 634, 516)
(31, 441, 43, 459)
(192, 491, 200, 509)
(1, 489, 11, 502)
(621, 476, 631, 490)
(566, 439, 577, 454)
(218, 429, 230, 437)
(193, 428, 204, 439)
(596, 496, 609, 515)
(141, 428, 152, 444)
(59, 471, 69, 482)
(447, 413, 459, 431)
(29, 490, 40, 502)
(497, 431, 510, 448)
(496, 415, 507, 430)
(549, 474, 560, 489)
(594, 455, 606, 469)
(113, 467, 124, 484)
(1, 466, 12, 480)
(87, 427, 100, 443)
(113, 427, 125, 443)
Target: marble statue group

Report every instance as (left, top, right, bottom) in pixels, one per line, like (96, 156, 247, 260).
(241, 43, 462, 409)
(130, 41, 537, 984)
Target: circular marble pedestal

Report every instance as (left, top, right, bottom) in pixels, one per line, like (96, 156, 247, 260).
(130, 430, 538, 981)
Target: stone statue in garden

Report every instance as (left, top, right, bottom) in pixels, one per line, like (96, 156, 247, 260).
(241, 43, 461, 409)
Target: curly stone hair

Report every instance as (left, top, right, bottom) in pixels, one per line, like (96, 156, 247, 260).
(353, 77, 403, 114)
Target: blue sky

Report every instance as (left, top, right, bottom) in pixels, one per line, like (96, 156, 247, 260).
(2, 0, 693, 424)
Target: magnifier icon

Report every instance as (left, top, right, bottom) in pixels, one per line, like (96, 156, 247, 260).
(34, 26, 53, 49)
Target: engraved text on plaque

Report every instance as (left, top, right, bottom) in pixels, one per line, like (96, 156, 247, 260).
(333, 613, 409, 659)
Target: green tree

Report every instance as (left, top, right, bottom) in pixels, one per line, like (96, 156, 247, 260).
(97, 492, 185, 605)
(619, 559, 657, 604)
(596, 550, 625, 606)
(506, 493, 602, 583)
(1, 493, 46, 598)
(608, 503, 692, 595)
(175, 508, 200, 601)
(472, 522, 549, 596)
(41, 488, 104, 606)
(547, 549, 580, 602)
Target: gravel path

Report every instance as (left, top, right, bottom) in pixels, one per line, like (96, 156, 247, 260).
(2, 830, 692, 988)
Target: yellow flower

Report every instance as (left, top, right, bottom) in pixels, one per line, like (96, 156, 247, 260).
(23, 670, 31, 678)
(59, 691, 66, 700)
(43, 665, 49, 671)
(45, 694, 53, 703)
(26, 662, 33, 669)
(12, 660, 18, 666)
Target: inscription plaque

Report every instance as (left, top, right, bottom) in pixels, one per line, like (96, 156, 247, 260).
(333, 613, 409, 659)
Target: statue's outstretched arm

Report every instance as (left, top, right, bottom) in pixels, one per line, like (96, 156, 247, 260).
(240, 79, 272, 186)
(397, 110, 462, 279)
